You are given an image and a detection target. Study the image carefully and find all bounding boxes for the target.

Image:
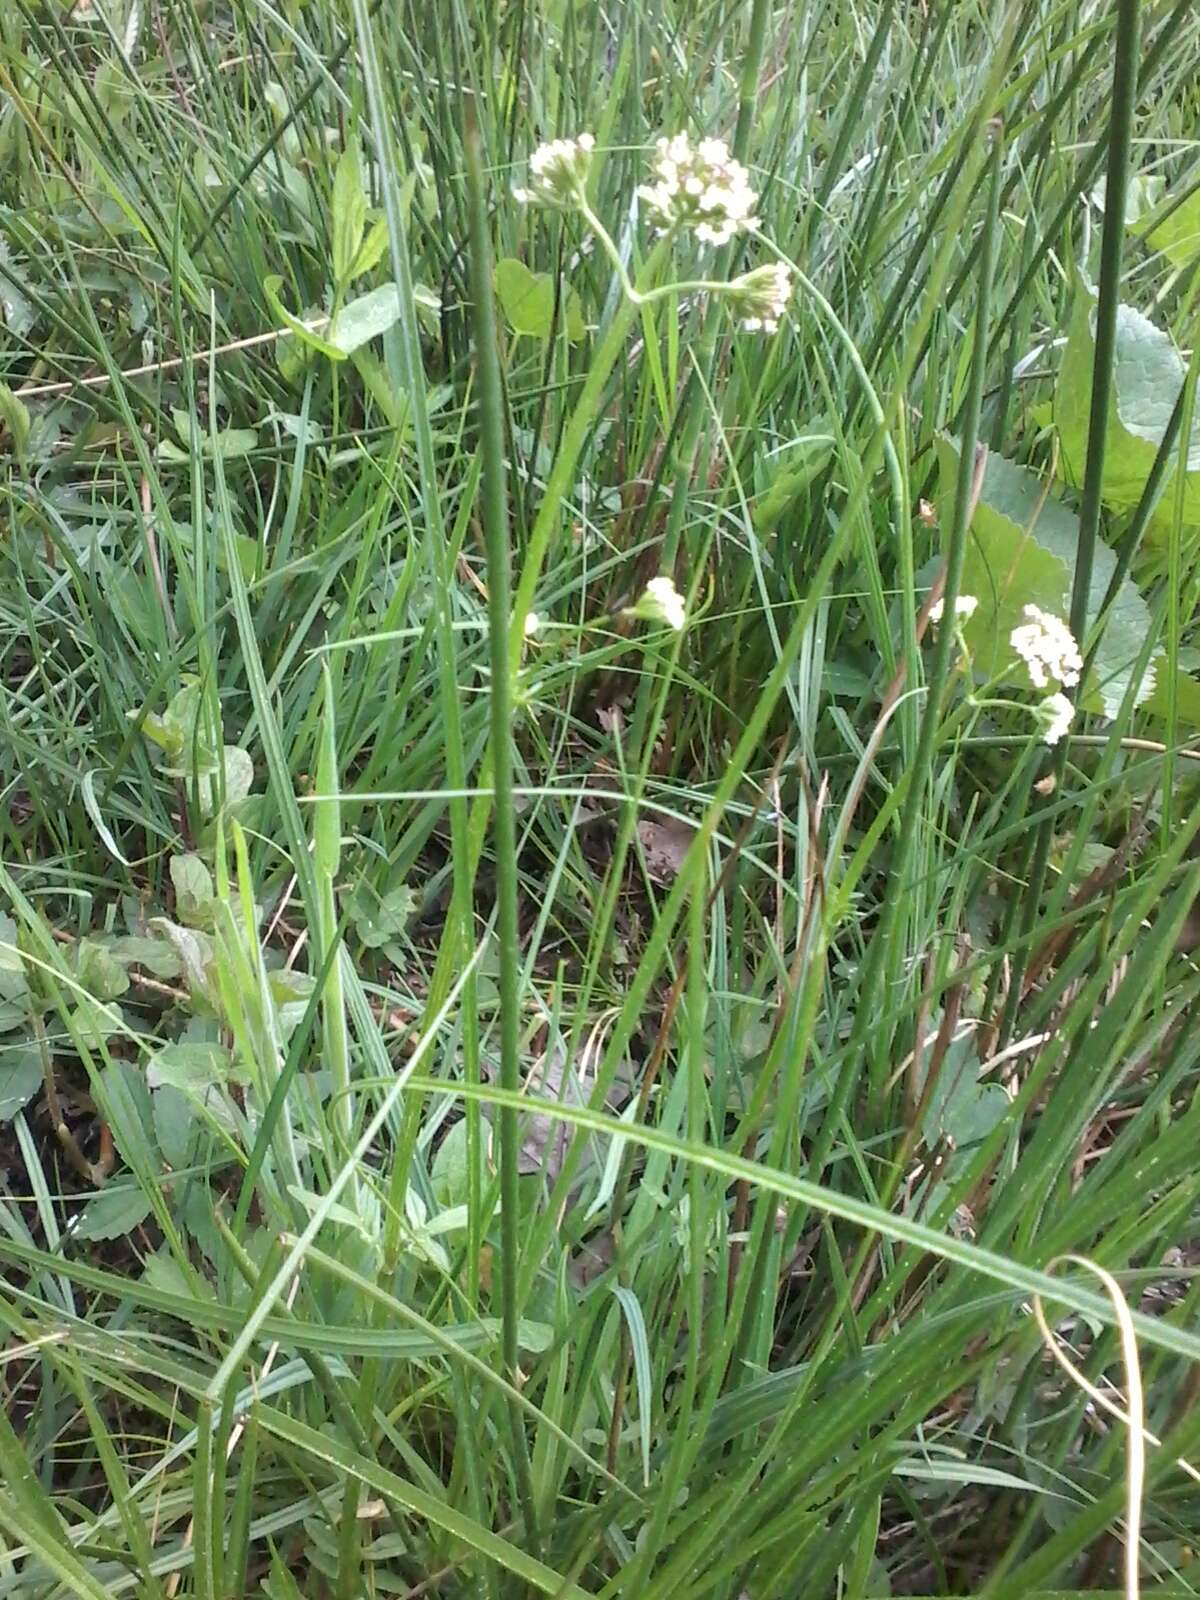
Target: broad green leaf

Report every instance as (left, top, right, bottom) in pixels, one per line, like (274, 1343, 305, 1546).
(146, 1040, 234, 1093)
(332, 143, 368, 288)
(1054, 284, 1200, 530)
(149, 918, 216, 1008)
(348, 215, 389, 281)
(0, 913, 29, 1011)
(0, 1047, 40, 1123)
(1138, 184, 1200, 267)
(223, 745, 255, 806)
(75, 936, 130, 1001)
(938, 438, 1157, 716)
(494, 257, 585, 341)
(71, 1184, 153, 1243)
(328, 282, 404, 354)
(68, 996, 125, 1047)
(431, 1117, 476, 1207)
(99, 1059, 156, 1169)
(109, 934, 181, 979)
(152, 1085, 194, 1168)
(170, 852, 216, 926)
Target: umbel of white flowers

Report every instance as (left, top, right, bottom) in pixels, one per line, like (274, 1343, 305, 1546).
(1036, 690, 1074, 747)
(1009, 604, 1083, 690)
(636, 134, 759, 245)
(628, 576, 687, 631)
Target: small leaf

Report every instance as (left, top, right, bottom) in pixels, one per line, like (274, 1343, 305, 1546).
(152, 1086, 194, 1169)
(0, 912, 30, 1010)
(328, 283, 403, 355)
(431, 1118, 481, 1208)
(332, 143, 368, 288)
(0, 1047, 41, 1123)
(0, 382, 31, 462)
(80, 769, 131, 866)
(146, 1041, 234, 1093)
(494, 258, 584, 341)
(71, 1185, 153, 1243)
(99, 1059, 156, 1169)
(263, 275, 345, 362)
(347, 880, 414, 949)
(170, 853, 216, 927)
(348, 215, 389, 282)
(75, 937, 131, 1001)
(68, 997, 125, 1047)
(1137, 184, 1200, 267)
(149, 918, 216, 1008)
(222, 746, 255, 807)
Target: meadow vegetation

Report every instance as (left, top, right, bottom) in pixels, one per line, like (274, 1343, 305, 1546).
(2, 0, 1200, 1594)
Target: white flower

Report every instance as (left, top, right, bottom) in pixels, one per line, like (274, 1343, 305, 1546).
(729, 261, 794, 332)
(629, 575, 686, 631)
(1009, 604, 1082, 689)
(1036, 691, 1074, 747)
(929, 593, 979, 626)
(637, 133, 759, 246)
(513, 133, 595, 209)
(523, 612, 541, 638)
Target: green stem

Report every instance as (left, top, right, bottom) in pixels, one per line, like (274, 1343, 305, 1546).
(464, 109, 539, 1551)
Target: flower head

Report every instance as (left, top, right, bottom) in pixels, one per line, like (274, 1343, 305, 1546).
(629, 575, 686, 631)
(1036, 690, 1074, 747)
(523, 612, 542, 638)
(1009, 605, 1082, 690)
(637, 133, 759, 246)
(728, 261, 794, 332)
(514, 134, 595, 210)
(929, 593, 978, 626)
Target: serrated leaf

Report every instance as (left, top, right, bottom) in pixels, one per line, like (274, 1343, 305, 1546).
(71, 1184, 153, 1242)
(332, 143, 368, 288)
(0, 1047, 41, 1123)
(328, 283, 403, 354)
(1054, 284, 1200, 531)
(494, 258, 585, 341)
(938, 438, 1158, 716)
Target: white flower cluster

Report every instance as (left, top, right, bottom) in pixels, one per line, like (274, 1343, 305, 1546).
(513, 133, 595, 209)
(630, 575, 687, 631)
(929, 593, 979, 626)
(1037, 691, 1074, 747)
(729, 261, 794, 332)
(637, 134, 759, 246)
(1009, 604, 1082, 690)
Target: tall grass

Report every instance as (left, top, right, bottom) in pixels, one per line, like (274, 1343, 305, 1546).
(2, 0, 1200, 1595)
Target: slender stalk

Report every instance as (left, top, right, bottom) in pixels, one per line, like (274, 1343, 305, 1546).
(464, 107, 539, 1549)
(1069, 0, 1142, 644)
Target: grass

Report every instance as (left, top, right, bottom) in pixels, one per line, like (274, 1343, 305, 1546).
(2, 0, 1200, 1594)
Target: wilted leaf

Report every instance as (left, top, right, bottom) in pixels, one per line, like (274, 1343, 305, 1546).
(494, 258, 585, 341)
(71, 1184, 153, 1243)
(938, 438, 1157, 716)
(1054, 284, 1200, 532)
(636, 815, 696, 883)
(0, 1047, 41, 1123)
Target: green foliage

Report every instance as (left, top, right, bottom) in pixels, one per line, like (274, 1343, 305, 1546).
(3, 1, 1200, 1597)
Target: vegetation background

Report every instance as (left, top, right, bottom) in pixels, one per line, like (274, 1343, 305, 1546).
(1, 0, 1200, 1595)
